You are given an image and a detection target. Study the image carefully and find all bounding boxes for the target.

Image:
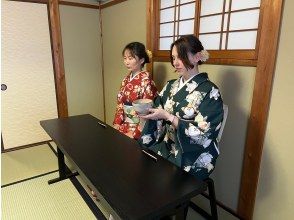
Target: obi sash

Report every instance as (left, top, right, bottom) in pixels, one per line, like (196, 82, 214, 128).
(123, 104, 139, 124)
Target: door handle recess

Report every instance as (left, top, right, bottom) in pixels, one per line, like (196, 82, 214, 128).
(1, 84, 7, 91)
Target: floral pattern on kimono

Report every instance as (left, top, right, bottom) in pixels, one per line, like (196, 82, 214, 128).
(139, 72, 223, 180)
(113, 71, 158, 139)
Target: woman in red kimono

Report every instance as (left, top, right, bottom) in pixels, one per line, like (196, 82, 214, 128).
(113, 42, 158, 139)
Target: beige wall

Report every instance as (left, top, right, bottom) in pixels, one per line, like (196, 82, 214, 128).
(101, 0, 147, 124)
(253, 1, 294, 219)
(60, 6, 104, 120)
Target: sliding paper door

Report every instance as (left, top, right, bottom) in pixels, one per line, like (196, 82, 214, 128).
(1, 1, 57, 150)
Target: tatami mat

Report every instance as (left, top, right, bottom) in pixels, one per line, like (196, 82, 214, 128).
(75, 175, 115, 219)
(2, 172, 96, 220)
(1, 144, 58, 186)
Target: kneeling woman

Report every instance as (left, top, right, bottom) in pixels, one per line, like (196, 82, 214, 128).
(139, 35, 224, 180)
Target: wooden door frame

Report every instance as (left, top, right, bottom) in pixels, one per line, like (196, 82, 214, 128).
(146, 0, 284, 219)
(237, 0, 284, 219)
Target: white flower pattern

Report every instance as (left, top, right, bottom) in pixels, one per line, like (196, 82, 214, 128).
(170, 82, 179, 96)
(186, 81, 198, 93)
(141, 134, 153, 144)
(184, 153, 214, 173)
(185, 123, 212, 148)
(210, 87, 220, 100)
(164, 98, 175, 112)
(182, 106, 196, 119)
(194, 153, 214, 172)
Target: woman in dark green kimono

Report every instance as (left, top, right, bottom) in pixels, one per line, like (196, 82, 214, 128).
(139, 35, 224, 180)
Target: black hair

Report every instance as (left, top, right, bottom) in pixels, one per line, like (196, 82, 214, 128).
(122, 42, 150, 68)
(170, 35, 204, 69)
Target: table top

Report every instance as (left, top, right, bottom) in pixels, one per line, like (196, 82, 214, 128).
(40, 114, 206, 220)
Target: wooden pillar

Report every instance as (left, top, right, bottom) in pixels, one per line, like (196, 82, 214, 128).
(146, 0, 154, 76)
(47, 0, 68, 118)
(237, 0, 284, 219)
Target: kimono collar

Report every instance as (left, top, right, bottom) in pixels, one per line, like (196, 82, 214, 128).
(129, 71, 142, 81)
(190, 72, 209, 84)
(179, 74, 198, 91)
(177, 72, 208, 91)
(168, 72, 208, 100)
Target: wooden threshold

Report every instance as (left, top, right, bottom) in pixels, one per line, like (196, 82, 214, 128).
(1, 140, 52, 153)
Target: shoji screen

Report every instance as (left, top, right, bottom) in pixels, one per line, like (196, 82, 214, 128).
(1, 1, 57, 149)
(155, 0, 261, 65)
(199, 0, 260, 50)
(159, 0, 196, 50)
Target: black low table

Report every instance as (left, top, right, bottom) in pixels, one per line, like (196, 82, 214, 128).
(40, 114, 206, 220)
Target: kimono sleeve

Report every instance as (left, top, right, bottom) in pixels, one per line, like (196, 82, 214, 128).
(113, 103, 124, 126)
(177, 86, 224, 153)
(113, 81, 125, 126)
(141, 75, 158, 100)
(139, 90, 166, 148)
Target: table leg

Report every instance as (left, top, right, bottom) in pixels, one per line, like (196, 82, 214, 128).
(57, 148, 66, 179)
(48, 147, 78, 184)
(175, 202, 189, 220)
(159, 201, 189, 220)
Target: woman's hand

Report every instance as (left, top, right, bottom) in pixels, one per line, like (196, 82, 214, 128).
(140, 108, 179, 128)
(125, 131, 134, 138)
(140, 108, 169, 120)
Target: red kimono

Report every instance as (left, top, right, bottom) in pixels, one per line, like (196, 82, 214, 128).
(113, 71, 158, 139)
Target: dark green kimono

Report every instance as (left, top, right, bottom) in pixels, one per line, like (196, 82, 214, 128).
(139, 72, 224, 180)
